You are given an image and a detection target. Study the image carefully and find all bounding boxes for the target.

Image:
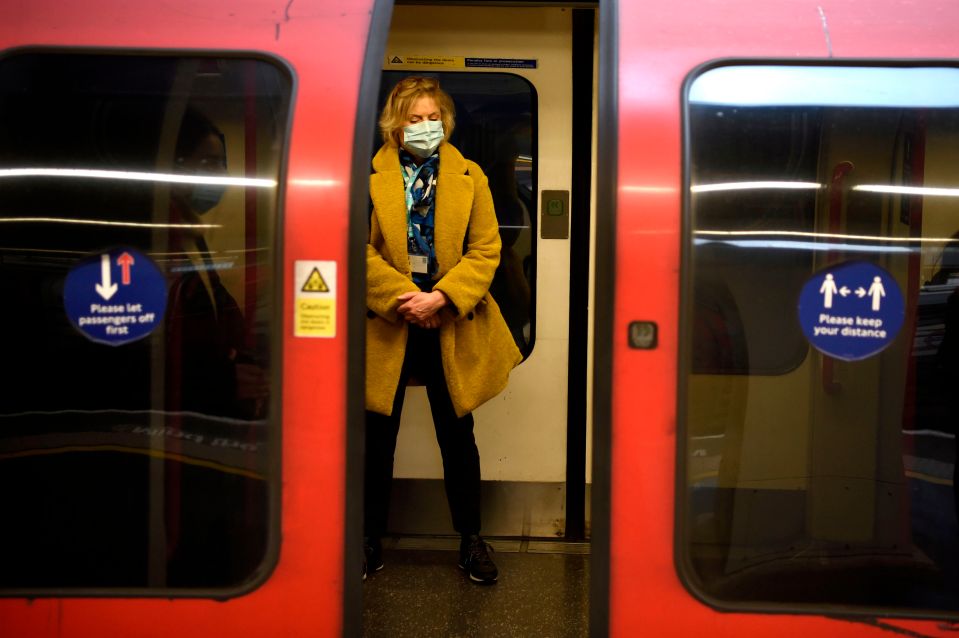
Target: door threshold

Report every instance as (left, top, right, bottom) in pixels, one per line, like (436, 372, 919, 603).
(386, 535, 591, 555)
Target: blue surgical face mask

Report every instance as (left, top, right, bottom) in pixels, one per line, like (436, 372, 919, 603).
(190, 183, 227, 214)
(403, 120, 444, 158)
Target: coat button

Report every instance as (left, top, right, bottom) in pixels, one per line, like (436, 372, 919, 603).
(467, 311, 474, 320)
(367, 310, 376, 319)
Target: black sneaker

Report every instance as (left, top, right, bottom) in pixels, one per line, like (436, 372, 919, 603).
(363, 537, 383, 581)
(458, 535, 498, 584)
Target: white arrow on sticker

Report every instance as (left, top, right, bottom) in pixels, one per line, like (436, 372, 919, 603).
(839, 286, 851, 297)
(855, 287, 867, 298)
(95, 254, 118, 300)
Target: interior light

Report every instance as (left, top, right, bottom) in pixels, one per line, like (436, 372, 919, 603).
(695, 230, 959, 244)
(853, 184, 959, 197)
(691, 181, 822, 193)
(0, 217, 220, 229)
(0, 168, 275, 188)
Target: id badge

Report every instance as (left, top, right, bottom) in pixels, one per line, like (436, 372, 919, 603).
(408, 253, 429, 274)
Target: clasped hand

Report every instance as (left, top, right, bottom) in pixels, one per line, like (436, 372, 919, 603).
(397, 290, 447, 329)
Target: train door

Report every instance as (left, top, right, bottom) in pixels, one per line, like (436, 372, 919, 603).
(679, 62, 959, 618)
(674, 62, 959, 635)
(681, 71, 930, 587)
(372, 3, 594, 539)
(0, 2, 378, 636)
(604, 0, 959, 632)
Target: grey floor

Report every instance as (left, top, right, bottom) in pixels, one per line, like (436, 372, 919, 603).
(363, 537, 590, 638)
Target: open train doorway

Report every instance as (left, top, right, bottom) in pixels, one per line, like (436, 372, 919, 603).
(349, 1, 601, 635)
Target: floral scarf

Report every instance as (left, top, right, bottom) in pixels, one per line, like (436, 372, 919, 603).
(400, 148, 438, 286)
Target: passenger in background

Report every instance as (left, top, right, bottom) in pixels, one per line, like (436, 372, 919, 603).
(934, 235, 959, 527)
(365, 76, 522, 584)
(485, 117, 533, 349)
(167, 108, 267, 420)
(164, 108, 269, 586)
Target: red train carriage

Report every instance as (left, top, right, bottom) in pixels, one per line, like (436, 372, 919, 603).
(1, 1, 959, 636)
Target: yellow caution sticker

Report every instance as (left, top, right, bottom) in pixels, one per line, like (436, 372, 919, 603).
(294, 260, 336, 338)
(385, 55, 538, 70)
(301, 267, 329, 293)
(385, 54, 465, 69)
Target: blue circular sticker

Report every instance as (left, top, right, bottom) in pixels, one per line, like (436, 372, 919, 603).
(797, 261, 905, 361)
(64, 247, 168, 346)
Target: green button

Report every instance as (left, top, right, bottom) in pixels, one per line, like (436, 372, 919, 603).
(547, 199, 564, 215)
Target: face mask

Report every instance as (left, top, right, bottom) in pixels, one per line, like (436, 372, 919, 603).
(403, 120, 444, 158)
(190, 183, 227, 214)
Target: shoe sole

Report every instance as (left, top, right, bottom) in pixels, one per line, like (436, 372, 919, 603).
(458, 562, 498, 584)
(363, 563, 384, 581)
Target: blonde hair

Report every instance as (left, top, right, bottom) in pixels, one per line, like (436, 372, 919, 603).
(379, 76, 456, 148)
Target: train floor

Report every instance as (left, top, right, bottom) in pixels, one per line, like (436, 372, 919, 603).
(362, 536, 590, 638)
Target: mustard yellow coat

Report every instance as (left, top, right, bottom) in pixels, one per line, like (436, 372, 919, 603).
(366, 142, 522, 417)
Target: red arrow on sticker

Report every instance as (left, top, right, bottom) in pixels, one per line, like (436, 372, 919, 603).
(117, 252, 135, 285)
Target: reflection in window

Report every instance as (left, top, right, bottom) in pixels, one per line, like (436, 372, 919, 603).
(0, 53, 290, 592)
(681, 64, 959, 614)
(379, 71, 536, 356)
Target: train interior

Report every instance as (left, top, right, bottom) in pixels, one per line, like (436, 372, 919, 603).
(360, 4, 597, 635)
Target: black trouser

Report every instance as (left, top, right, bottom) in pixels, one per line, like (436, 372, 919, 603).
(364, 325, 481, 539)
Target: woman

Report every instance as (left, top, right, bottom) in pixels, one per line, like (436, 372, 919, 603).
(365, 76, 522, 584)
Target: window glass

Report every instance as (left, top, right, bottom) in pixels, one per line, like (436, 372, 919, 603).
(0, 53, 291, 593)
(681, 64, 959, 613)
(378, 71, 536, 356)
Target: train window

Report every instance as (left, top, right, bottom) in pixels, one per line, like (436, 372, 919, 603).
(680, 64, 959, 615)
(0, 52, 291, 594)
(378, 71, 537, 356)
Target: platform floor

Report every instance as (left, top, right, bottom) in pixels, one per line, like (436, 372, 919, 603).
(363, 537, 590, 638)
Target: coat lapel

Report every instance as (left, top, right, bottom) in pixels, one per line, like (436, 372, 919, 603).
(370, 147, 411, 273)
(434, 145, 472, 275)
